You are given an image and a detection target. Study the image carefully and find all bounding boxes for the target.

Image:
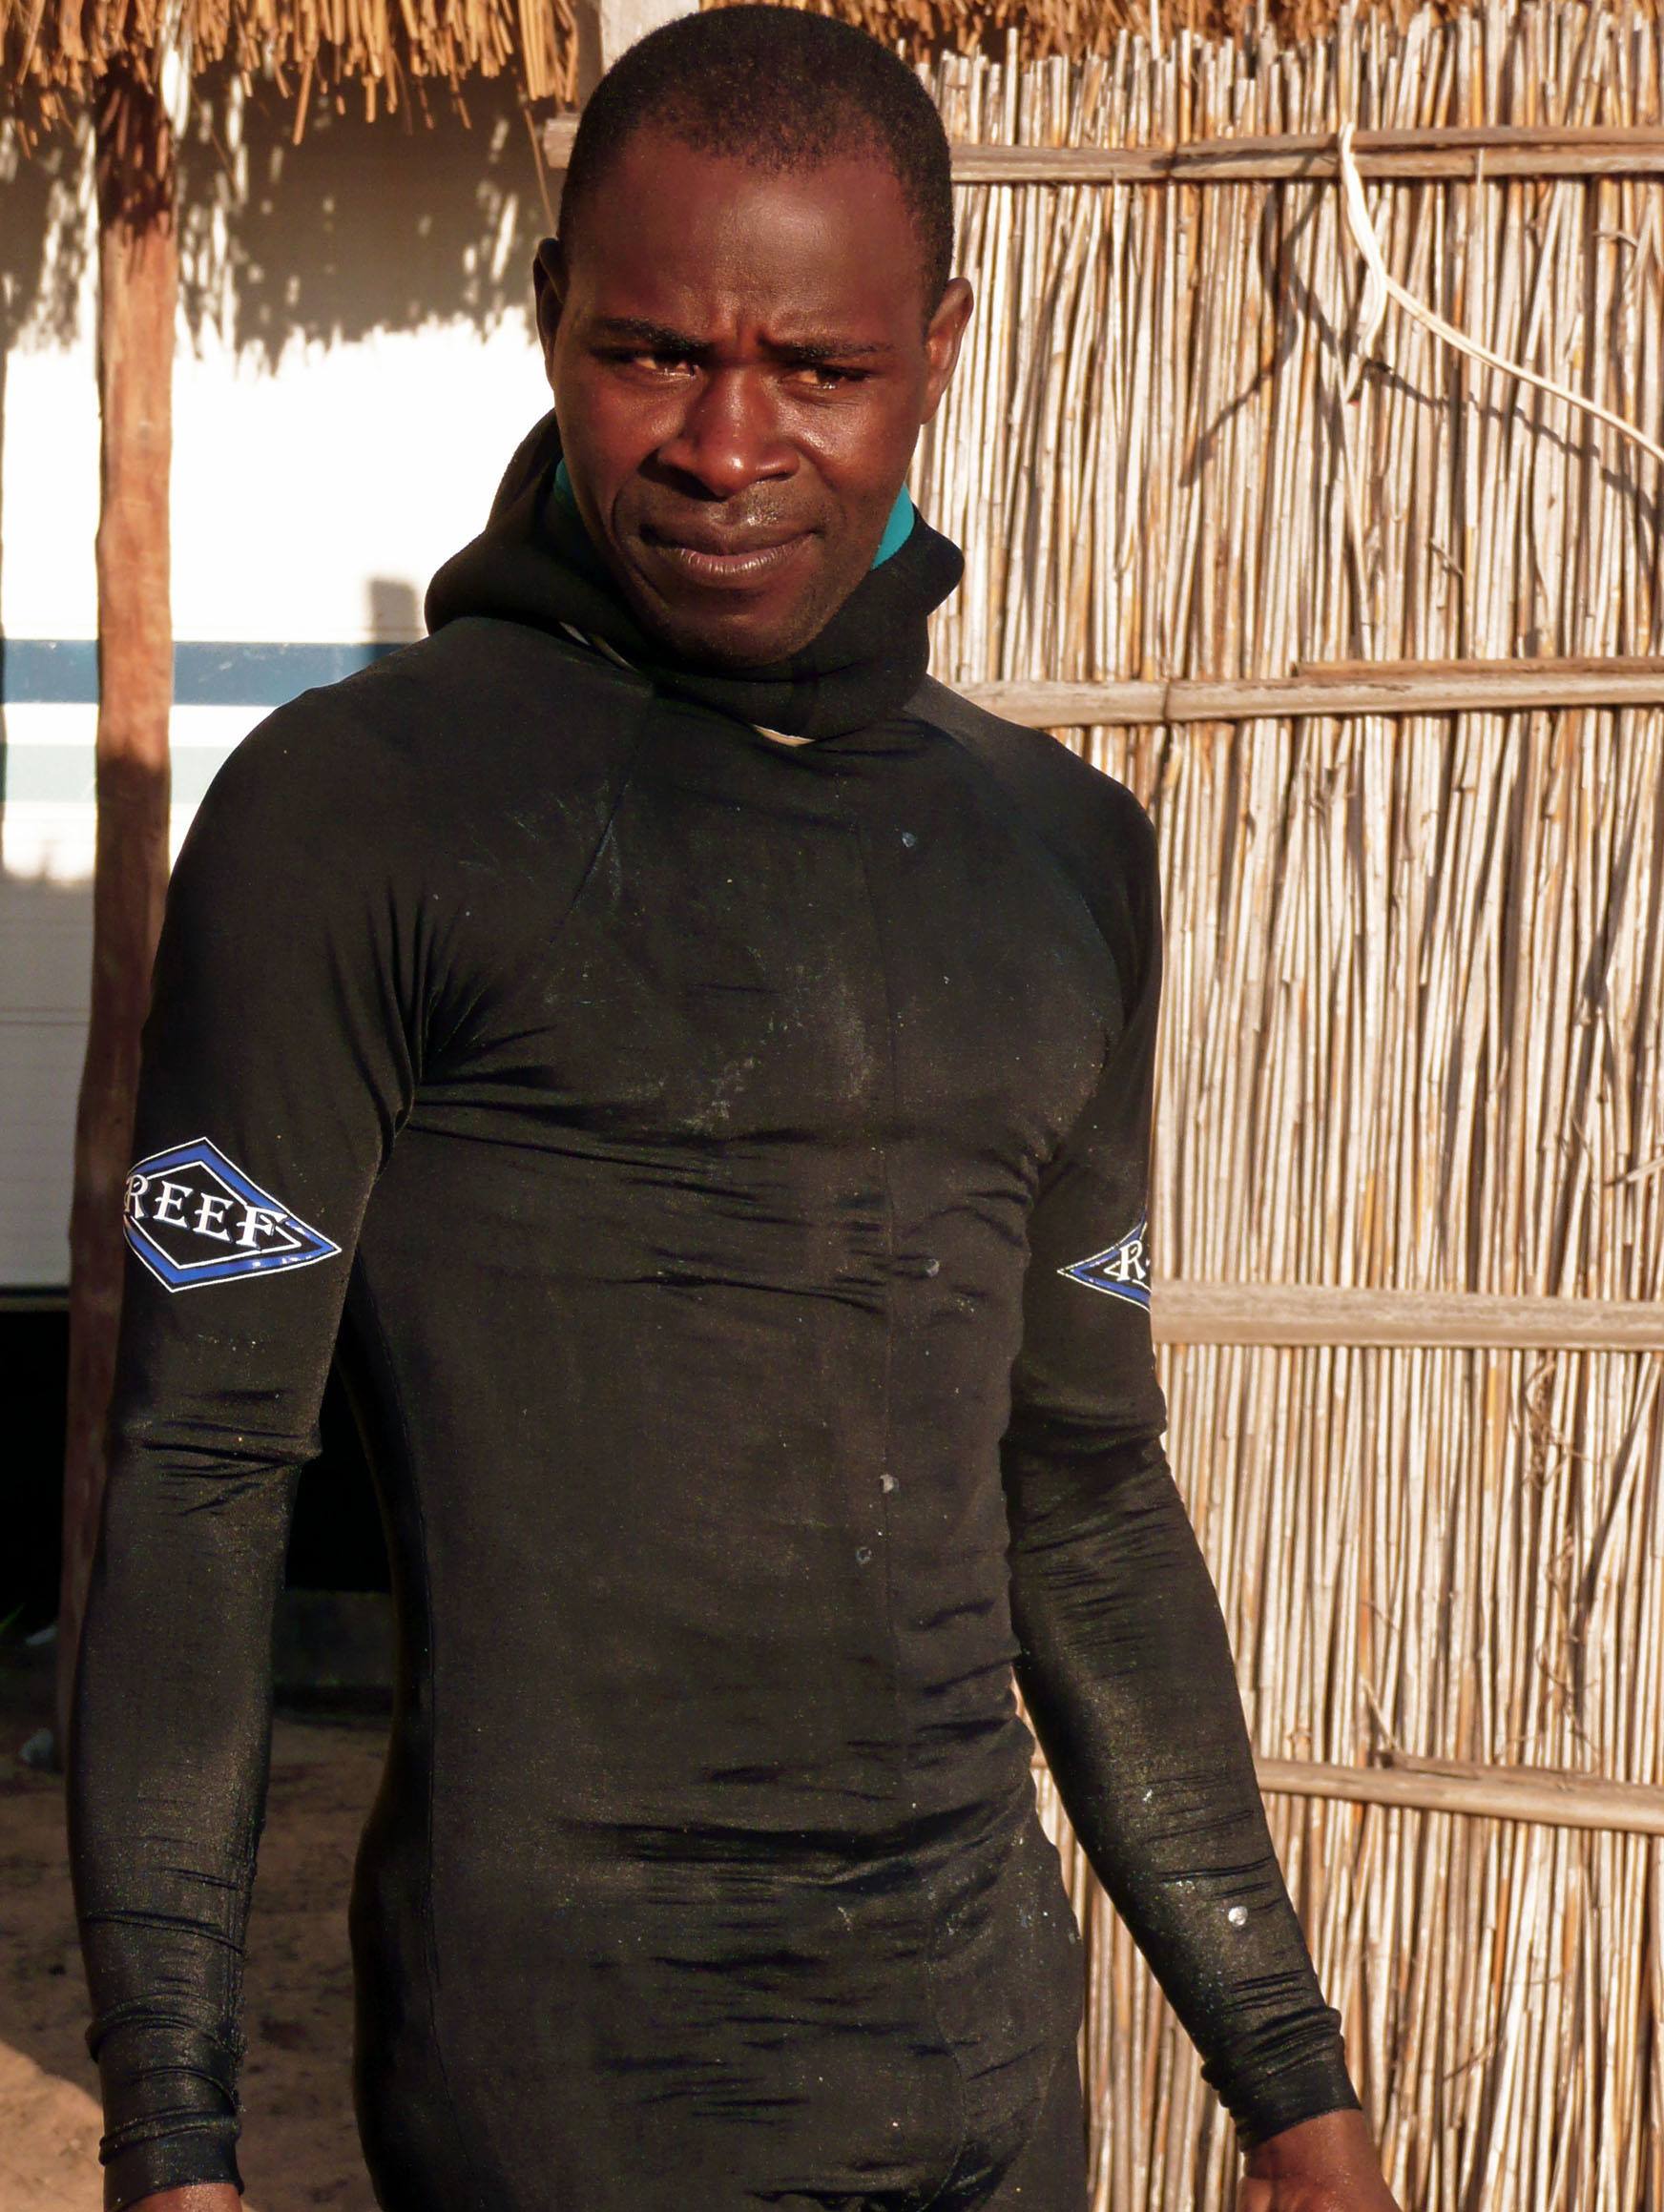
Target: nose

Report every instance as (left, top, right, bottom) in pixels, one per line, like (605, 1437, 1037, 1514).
(655, 367, 793, 498)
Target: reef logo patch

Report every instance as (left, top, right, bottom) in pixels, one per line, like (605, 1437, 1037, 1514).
(1058, 1217, 1151, 1309)
(123, 1139, 340, 1292)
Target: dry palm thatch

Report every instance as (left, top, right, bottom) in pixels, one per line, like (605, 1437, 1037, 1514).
(10, 0, 1650, 144)
(906, 4, 1664, 2204)
(706, 0, 1532, 67)
(1, 0, 579, 134)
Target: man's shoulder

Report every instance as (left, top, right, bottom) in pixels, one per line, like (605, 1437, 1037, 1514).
(329, 614, 651, 742)
(908, 676, 1155, 876)
(213, 618, 649, 826)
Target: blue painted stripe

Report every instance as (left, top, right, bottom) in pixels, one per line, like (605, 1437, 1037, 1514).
(0, 638, 404, 708)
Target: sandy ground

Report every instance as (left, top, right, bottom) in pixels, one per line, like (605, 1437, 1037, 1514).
(1, 1690, 387, 2212)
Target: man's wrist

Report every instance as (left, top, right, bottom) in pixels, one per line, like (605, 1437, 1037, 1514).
(1240, 2103, 1385, 2184)
(122, 2190, 242, 2212)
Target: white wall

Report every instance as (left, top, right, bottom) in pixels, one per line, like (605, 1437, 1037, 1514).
(1, 80, 555, 1286)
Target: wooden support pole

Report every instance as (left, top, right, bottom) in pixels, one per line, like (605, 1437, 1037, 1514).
(571, 0, 694, 97)
(58, 65, 177, 1747)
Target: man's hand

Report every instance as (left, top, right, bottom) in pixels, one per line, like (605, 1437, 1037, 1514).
(126, 2189, 241, 2212)
(1238, 2107, 1403, 2211)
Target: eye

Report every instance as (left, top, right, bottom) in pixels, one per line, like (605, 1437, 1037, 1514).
(601, 347, 697, 378)
(794, 363, 870, 391)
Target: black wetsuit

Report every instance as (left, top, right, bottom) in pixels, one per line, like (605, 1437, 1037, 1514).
(69, 416, 1361, 2212)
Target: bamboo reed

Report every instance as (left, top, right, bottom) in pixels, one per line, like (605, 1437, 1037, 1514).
(911, 9, 1664, 2204)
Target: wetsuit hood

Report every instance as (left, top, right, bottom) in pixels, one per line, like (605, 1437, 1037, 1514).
(425, 410, 965, 740)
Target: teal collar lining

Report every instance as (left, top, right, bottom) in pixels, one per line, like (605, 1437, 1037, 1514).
(552, 458, 915, 570)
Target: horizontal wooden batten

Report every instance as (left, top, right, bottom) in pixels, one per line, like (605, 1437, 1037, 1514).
(1293, 652, 1664, 678)
(1152, 1283, 1664, 1351)
(1028, 1741, 1664, 1835)
(961, 663, 1664, 727)
(538, 117, 1664, 182)
(950, 124, 1664, 184)
(1254, 1753, 1664, 1838)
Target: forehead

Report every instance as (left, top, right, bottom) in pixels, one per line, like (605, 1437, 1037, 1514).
(563, 130, 928, 337)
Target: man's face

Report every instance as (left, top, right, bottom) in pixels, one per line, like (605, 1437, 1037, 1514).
(535, 129, 972, 668)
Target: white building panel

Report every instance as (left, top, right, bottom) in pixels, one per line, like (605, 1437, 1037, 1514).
(2, 86, 553, 1285)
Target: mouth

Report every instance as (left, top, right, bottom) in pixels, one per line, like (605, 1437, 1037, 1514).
(638, 523, 814, 591)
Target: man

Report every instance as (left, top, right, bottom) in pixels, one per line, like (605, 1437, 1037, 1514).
(69, 11, 1401, 2211)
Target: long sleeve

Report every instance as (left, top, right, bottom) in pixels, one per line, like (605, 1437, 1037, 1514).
(67, 701, 426, 2211)
(1001, 789, 1362, 2150)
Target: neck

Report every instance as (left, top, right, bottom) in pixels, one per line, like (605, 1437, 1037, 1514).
(424, 411, 967, 741)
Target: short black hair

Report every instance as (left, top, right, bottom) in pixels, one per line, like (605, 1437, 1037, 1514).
(559, 5, 954, 312)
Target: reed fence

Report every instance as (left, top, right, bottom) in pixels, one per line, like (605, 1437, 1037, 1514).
(899, 6, 1664, 2206)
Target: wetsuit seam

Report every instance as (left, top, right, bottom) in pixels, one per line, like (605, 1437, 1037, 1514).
(547, 694, 656, 929)
(353, 1272, 494, 2212)
(845, 794, 974, 2198)
(424, 683, 655, 1070)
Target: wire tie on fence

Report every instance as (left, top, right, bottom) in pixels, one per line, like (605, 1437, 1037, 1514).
(1335, 120, 1664, 467)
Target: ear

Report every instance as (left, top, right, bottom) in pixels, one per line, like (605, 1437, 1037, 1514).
(532, 237, 570, 385)
(921, 277, 973, 422)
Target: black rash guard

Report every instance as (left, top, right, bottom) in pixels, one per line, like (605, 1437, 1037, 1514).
(69, 415, 1361, 2212)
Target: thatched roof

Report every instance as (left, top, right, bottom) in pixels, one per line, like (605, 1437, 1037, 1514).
(0, 0, 1642, 143)
(705, 0, 1489, 62)
(2, 0, 578, 130)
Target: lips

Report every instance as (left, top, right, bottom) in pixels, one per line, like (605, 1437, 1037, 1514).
(639, 522, 814, 590)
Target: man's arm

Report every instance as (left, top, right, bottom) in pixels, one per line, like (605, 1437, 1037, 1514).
(68, 702, 426, 2212)
(1000, 787, 1395, 2202)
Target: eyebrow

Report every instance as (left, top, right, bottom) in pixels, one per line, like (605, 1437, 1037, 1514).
(588, 316, 896, 363)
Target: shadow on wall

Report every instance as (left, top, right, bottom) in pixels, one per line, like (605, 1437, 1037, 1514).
(0, 66, 550, 839)
(173, 69, 552, 362)
(368, 576, 424, 643)
(0, 124, 91, 809)
(0, 65, 551, 717)
(0, 68, 551, 367)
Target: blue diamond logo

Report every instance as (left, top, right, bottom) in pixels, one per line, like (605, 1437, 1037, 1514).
(1058, 1216, 1151, 1309)
(123, 1138, 341, 1293)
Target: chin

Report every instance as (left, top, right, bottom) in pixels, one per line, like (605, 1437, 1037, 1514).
(630, 589, 838, 672)
(664, 614, 812, 669)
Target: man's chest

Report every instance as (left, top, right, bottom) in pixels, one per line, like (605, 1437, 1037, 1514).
(427, 718, 1121, 1169)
